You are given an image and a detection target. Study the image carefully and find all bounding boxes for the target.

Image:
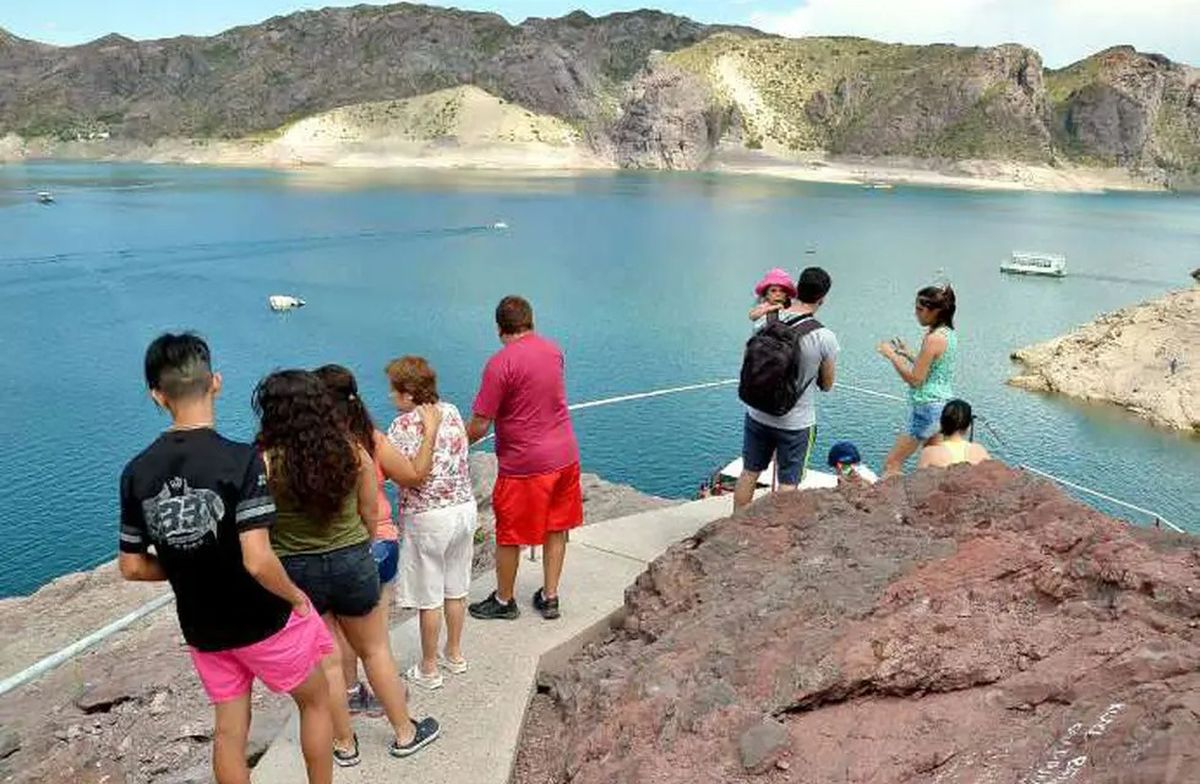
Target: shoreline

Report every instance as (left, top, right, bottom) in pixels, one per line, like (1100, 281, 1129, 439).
(2, 135, 1182, 195)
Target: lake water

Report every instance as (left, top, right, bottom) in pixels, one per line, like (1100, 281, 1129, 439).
(1, 162, 1197, 597)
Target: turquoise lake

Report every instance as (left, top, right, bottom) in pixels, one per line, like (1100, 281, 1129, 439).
(1, 162, 1197, 597)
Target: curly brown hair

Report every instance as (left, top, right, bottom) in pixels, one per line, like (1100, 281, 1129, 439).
(314, 364, 377, 457)
(385, 356, 439, 405)
(253, 369, 358, 522)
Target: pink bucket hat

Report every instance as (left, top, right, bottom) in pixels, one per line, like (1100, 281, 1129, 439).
(754, 268, 797, 298)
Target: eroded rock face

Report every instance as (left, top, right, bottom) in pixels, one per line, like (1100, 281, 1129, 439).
(519, 463, 1200, 783)
(612, 57, 723, 169)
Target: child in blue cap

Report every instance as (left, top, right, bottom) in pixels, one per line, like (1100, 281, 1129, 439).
(827, 441, 879, 485)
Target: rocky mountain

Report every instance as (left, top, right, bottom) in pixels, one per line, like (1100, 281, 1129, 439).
(1047, 46, 1200, 174)
(516, 463, 1200, 783)
(0, 5, 758, 142)
(1, 4, 1198, 182)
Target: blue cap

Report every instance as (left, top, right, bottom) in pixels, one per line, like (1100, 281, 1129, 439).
(827, 441, 861, 467)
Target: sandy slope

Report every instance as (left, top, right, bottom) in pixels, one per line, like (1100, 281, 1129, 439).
(2, 86, 606, 172)
(1009, 287, 1200, 432)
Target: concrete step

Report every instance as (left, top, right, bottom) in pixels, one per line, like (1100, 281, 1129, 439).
(252, 496, 733, 784)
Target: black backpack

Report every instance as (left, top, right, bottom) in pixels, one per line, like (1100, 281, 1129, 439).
(738, 313, 823, 416)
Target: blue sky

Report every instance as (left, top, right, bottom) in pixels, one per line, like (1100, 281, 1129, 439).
(4, 0, 1198, 67)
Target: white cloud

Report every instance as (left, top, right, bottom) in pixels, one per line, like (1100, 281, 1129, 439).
(750, 0, 1200, 67)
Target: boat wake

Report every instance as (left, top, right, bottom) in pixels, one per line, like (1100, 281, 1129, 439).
(0, 223, 504, 278)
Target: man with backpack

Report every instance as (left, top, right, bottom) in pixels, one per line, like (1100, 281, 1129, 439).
(734, 266, 839, 511)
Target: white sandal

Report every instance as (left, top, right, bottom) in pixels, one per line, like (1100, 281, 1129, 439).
(439, 653, 469, 675)
(405, 663, 444, 690)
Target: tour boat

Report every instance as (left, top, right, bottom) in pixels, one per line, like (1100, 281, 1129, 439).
(1001, 251, 1067, 278)
(268, 295, 306, 312)
(37, 191, 54, 204)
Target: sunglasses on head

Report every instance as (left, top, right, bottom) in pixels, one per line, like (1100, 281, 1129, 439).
(916, 299, 936, 309)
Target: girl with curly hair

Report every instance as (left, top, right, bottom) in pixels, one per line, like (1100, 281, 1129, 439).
(313, 365, 443, 714)
(254, 370, 440, 764)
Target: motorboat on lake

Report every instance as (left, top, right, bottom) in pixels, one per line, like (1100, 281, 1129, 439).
(1001, 251, 1067, 278)
(268, 295, 306, 312)
(37, 191, 54, 204)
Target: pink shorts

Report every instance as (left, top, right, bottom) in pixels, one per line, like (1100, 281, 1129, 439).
(189, 608, 333, 704)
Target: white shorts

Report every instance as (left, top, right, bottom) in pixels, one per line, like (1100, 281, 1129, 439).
(396, 500, 476, 611)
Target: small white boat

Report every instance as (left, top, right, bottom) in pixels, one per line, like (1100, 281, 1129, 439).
(268, 295, 306, 312)
(711, 457, 838, 493)
(1001, 251, 1067, 277)
(492, 221, 509, 230)
(37, 191, 54, 204)
(863, 182, 894, 190)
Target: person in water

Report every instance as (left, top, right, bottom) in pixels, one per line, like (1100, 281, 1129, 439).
(313, 364, 442, 716)
(748, 267, 796, 323)
(255, 370, 440, 765)
(877, 284, 958, 477)
(385, 356, 477, 691)
(118, 334, 334, 784)
(918, 399, 991, 468)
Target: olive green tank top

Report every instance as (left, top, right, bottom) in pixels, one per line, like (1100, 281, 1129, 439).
(910, 326, 957, 406)
(271, 491, 367, 556)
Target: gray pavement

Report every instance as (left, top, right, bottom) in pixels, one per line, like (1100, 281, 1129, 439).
(252, 496, 733, 784)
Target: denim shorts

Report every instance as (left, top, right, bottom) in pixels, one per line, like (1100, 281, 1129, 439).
(742, 414, 815, 486)
(908, 401, 947, 441)
(282, 541, 380, 618)
(371, 539, 400, 585)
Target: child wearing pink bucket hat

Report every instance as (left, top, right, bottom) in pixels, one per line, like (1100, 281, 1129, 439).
(749, 268, 797, 323)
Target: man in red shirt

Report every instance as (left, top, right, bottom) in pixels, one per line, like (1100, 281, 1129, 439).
(466, 296, 582, 621)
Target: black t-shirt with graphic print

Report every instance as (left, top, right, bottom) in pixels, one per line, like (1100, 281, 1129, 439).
(119, 429, 291, 652)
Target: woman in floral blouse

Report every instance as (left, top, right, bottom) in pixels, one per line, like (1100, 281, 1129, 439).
(385, 356, 476, 690)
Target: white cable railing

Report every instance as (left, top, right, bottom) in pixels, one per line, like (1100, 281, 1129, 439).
(0, 375, 1185, 697)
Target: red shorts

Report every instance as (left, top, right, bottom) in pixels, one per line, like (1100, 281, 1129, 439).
(493, 462, 583, 547)
(189, 605, 333, 704)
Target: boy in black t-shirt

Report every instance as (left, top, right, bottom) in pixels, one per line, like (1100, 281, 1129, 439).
(119, 333, 334, 784)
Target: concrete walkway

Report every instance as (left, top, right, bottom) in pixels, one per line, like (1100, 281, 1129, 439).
(252, 496, 732, 784)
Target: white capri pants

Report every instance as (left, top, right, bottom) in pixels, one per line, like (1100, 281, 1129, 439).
(396, 500, 476, 611)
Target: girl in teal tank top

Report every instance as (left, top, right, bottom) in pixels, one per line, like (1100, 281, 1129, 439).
(877, 284, 959, 477)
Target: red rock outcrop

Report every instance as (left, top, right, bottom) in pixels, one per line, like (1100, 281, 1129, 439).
(518, 462, 1200, 783)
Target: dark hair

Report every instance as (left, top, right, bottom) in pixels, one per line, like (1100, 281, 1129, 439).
(796, 267, 832, 304)
(144, 332, 213, 401)
(496, 295, 534, 335)
(940, 399, 974, 436)
(385, 356, 439, 405)
(314, 364, 376, 457)
(917, 284, 956, 329)
(253, 370, 358, 522)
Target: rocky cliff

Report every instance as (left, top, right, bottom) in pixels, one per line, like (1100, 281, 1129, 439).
(1047, 46, 1200, 183)
(1010, 287, 1199, 432)
(515, 462, 1200, 783)
(1, 4, 1198, 182)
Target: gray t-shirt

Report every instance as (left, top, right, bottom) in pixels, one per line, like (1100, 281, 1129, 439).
(746, 312, 839, 431)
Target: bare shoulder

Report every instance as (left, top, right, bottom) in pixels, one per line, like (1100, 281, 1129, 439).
(968, 443, 991, 463)
(923, 330, 949, 349)
(918, 445, 948, 468)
